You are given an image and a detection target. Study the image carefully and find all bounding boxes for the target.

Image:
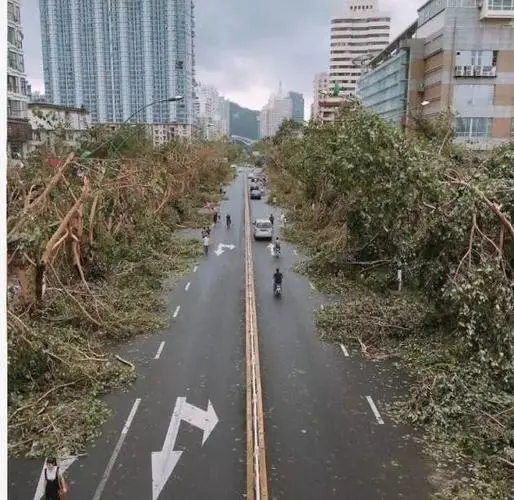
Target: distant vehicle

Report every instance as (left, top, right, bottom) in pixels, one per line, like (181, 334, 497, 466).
(250, 189, 262, 200)
(253, 219, 273, 240)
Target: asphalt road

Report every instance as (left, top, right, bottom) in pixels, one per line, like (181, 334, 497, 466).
(9, 167, 431, 499)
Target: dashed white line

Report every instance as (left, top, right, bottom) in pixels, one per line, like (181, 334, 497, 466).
(340, 344, 350, 357)
(92, 398, 141, 500)
(184, 281, 191, 291)
(309, 282, 315, 291)
(172, 305, 181, 318)
(366, 396, 385, 425)
(193, 265, 198, 273)
(154, 341, 165, 359)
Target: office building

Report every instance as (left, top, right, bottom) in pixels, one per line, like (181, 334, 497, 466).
(259, 84, 304, 138)
(356, 0, 514, 148)
(329, 0, 391, 101)
(39, 0, 195, 126)
(7, 0, 32, 159)
(288, 91, 305, 123)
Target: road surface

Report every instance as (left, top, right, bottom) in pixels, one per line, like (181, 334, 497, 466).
(9, 168, 430, 499)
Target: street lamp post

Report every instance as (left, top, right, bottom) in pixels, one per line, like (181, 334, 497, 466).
(80, 96, 184, 158)
(121, 95, 184, 124)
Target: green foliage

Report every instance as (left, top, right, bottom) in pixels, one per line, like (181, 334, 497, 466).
(267, 101, 514, 497)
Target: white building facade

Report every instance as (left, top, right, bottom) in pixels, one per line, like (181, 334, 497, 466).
(39, 0, 195, 126)
(259, 84, 299, 138)
(330, 0, 391, 99)
(195, 83, 230, 140)
(311, 72, 330, 120)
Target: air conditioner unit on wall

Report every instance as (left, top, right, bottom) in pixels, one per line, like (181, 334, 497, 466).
(482, 66, 497, 77)
(474, 65, 483, 76)
(464, 66, 473, 76)
(455, 66, 464, 76)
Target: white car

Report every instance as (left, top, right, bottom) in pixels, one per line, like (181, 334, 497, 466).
(253, 219, 273, 240)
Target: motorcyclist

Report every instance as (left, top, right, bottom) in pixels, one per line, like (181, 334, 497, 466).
(226, 213, 231, 228)
(273, 268, 283, 293)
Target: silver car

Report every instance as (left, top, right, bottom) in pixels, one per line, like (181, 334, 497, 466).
(253, 219, 273, 240)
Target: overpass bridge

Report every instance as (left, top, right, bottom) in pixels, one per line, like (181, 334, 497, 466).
(230, 135, 257, 146)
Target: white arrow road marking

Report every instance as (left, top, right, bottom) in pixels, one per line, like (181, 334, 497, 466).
(366, 396, 384, 425)
(214, 243, 236, 256)
(33, 455, 78, 500)
(172, 305, 180, 318)
(309, 282, 315, 291)
(151, 397, 219, 500)
(193, 265, 198, 273)
(340, 344, 349, 357)
(92, 398, 141, 500)
(266, 243, 275, 256)
(184, 281, 191, 291)
(293, 249, 298, 256)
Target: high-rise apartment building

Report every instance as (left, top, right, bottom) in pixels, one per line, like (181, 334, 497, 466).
(330, 0, 391, 99)
(195, 83, 230, 140)
(356, 0, 514, 149)
(7, 0, 32, 159)
(39, 0, 195, 126)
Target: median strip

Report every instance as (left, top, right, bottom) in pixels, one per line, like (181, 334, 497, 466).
(244, 180, 269, 500)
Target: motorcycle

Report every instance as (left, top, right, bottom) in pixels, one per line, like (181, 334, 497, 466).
(273, 283, 282, 297)
(273, 245, 280, 258)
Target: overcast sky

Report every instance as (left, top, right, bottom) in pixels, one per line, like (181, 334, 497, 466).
(21, 0, 425, 113)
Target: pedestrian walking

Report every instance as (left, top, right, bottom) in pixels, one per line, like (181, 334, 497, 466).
(43, 457, 68, 500)
(203, 234, 210, 255)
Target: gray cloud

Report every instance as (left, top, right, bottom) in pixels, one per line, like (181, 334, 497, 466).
(21, 0, 425, 110)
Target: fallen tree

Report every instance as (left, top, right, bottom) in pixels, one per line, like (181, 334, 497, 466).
(7, 132, 231, 458)
(265, 104, 514, 498)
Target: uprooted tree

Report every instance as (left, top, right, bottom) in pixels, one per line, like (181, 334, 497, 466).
(265, 102, 514, 497)
(7, 129, 231, 457)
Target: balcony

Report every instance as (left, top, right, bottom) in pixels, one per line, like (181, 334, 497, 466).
(480, 0, 514, 18)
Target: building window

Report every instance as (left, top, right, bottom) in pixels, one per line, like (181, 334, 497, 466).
(7, 75, 18, 93)
(488, 0, 514, 10)
(455, 117, 492, 139)
(453, 85, 494, 107)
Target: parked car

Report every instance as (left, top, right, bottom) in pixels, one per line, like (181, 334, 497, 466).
(253, 219, 273, 240)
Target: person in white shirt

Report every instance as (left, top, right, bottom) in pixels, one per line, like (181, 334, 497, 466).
(43, 457, 68, 499)
(203, 235, 210, 255)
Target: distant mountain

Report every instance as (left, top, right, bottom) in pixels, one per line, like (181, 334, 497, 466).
(229, 102, 259, 141)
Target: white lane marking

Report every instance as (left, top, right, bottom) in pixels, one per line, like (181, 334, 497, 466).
(293, 249, 298, 256)
(154, 341, 165, 360)
(184, 281, 191, 291)
(366, 396, 385, 425)
(92, 398, 141, 500)
(320, 304, 325, 310)
(172, 306, 181, 318)
(309, 282, 315, 291)
(340, 344, 349, 357)
(193, 265, 198, 273)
